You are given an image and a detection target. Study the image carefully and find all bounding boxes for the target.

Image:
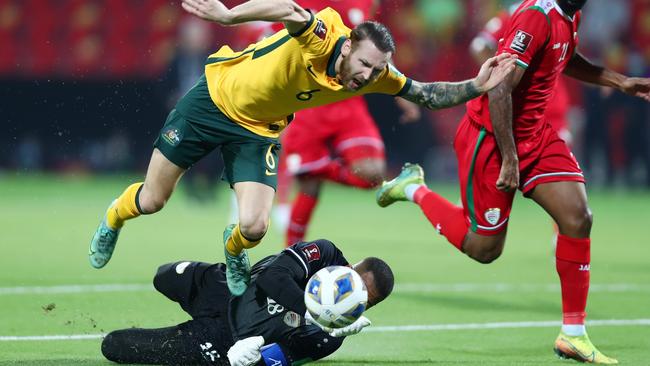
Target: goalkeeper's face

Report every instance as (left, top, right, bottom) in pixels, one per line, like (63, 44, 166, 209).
(338, 39, 392, 92)
(353, 257, 395, 309)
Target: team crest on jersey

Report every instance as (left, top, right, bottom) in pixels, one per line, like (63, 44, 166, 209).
(510, 30, 533, 53)
(162, 127, 182, 147)
(283, 311, 301, 328)
(302, 243, 321, 262)
(314, 19, 328, 40)
(484, 208, 501, 226)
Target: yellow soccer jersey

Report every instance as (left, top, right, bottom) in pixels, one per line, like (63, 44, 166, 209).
(204, 7, 410, 138)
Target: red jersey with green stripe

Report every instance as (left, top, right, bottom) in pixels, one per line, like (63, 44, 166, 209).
(466, 0, 581, 139)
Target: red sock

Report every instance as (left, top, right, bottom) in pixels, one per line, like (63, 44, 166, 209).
(316, 161, 376, 189)
(556, 234, 590, 325)
(413, 186, 468, 250)
(286, 192, 318, 247)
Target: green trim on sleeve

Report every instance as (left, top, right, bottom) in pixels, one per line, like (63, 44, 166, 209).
(205, 49, 254, 65)
(289, 11, 315, 37)
(519, 5, 551, 27)
(252, 34, 292, 59)
(515, 59, 529, 69)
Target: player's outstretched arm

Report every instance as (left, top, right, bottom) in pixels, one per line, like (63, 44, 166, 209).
(182, 0, 311, 31)
(564, 52, 650, 102)
(489, 65, 526, 192)
(401, 54, 517, 110)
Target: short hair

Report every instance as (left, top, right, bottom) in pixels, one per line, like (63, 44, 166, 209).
(350, 21, 396, 54)
(358, 257, 394, 306)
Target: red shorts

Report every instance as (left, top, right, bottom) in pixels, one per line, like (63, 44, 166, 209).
(454, 115, 584, 236)
(281, 96, 384, 175)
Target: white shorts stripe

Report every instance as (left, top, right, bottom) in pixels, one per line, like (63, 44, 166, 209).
(335, 137, 384, 153)
(476, 217, 509, 231)
(291, 155, 330, 175)
(523, 172, 584, 189)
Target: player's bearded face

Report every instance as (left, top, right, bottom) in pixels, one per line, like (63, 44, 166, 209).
(339, 39, 391, 91)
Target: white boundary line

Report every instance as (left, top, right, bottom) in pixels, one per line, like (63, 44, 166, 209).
(2, 283, 650, 296)
(2, 319, 649, 341)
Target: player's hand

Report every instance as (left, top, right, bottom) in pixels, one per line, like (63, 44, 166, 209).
(328, 316, 372, 337)
(304, 311, 334, 333)
(182, 0, 232, 24)
(395, 97, 421, 124)
(474, 53, 518, 93)
(496, 158, 519, 192)
(621, 77, 650, 102)
(227, 336, 265, 366)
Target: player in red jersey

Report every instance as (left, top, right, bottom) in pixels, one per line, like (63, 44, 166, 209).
(470, 1, 572, 143)
(278, 0, 420, 246)
(378, 0, 650, 363)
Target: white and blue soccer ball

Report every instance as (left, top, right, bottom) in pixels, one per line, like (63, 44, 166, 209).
(304, 266, 368, 329)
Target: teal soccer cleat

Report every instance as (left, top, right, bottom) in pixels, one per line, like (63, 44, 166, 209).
(89, 200, 121, 269)
(376, 163, 425, 208)
(223, 224, 251, 296)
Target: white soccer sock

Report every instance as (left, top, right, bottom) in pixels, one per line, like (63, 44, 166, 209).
(561, 324, 586, 336)
(404, 184, 424, 202)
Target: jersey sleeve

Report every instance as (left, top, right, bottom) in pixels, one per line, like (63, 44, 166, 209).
(290, 8, 345, 59)
(284, 239, 349, 279)
(366, 63, 411, 96)
(497, 7, 550, 69)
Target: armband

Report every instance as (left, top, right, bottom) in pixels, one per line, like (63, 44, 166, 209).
(260, 343, 289, 366)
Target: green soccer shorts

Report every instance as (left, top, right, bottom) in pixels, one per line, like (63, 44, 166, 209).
(153, 75, 281, 189)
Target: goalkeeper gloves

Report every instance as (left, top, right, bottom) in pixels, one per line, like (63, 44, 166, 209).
(304, 312, 371, 337)
(227, 336, 264, 366)
(328, 316, 371, 337)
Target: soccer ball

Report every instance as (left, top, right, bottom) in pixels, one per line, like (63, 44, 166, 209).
(304, 266, 368, 329)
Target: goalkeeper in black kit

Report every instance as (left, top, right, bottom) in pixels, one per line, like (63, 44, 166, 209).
(101, 239, 394, 366)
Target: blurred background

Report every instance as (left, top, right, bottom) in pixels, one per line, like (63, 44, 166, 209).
(1, 0, 649, 188)
(1, 3, 649, 363)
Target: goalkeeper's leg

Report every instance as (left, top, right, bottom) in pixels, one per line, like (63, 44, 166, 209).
(102, 319, 229, 365)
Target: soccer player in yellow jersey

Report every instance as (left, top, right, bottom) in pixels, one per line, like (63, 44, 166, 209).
(89, 0, 517, 296)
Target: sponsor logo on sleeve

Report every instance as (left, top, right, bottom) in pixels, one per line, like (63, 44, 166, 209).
(314, 19, 327, 39)
(510, 30, 533, 53)
(302, 243, 321, 262)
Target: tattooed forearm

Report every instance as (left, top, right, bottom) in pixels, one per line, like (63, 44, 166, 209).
(402, 79, 482, 110)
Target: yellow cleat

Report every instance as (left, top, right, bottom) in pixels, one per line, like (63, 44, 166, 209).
(554, 332, 618, 364)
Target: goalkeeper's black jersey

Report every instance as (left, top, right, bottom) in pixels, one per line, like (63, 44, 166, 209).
(228, 239, 349, 361)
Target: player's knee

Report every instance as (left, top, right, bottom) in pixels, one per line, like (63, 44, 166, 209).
(351, 160, 385, 187)
(560, 209, 593, 237)
(468, 249, 503, 264)
(463, 234, 505, 264)
(239, 215, 269, 241)
(138, 190, 169, 213)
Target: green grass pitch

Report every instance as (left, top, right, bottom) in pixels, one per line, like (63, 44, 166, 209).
(1, 174, 649, 365)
